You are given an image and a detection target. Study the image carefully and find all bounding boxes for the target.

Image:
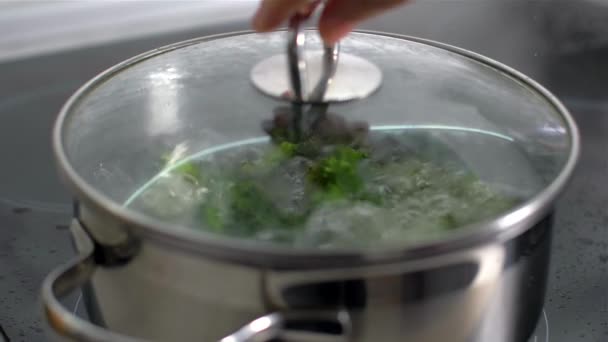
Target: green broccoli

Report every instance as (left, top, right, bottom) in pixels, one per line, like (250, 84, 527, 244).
(308, 146, 371, 202)
(161, 153, 202, 185)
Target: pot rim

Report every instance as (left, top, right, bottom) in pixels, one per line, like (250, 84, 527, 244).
(52, 30, 580, 269)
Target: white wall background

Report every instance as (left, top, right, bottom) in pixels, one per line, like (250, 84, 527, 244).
(1, 0, 607, 63)
(0, 1, 259, 62)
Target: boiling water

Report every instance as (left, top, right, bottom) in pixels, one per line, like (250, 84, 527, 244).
(126, 127, 541, 249)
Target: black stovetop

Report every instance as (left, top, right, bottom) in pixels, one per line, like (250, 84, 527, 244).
(0, 3, 606, 342)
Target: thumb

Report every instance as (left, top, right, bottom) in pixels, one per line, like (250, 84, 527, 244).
(319, 0, 409, 44)
(253, 0, 313, 32)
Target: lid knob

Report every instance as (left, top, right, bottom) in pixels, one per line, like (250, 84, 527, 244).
(250, 3, 383, 103)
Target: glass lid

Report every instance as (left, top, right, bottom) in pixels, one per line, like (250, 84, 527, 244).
(56, 28, 576, 251)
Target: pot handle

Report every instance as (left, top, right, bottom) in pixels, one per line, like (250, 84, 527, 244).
(221, 311, 351, 342)
(42, 222, 351, 342)
(286, 1, 340, 103)
(41, 221, 145, 342)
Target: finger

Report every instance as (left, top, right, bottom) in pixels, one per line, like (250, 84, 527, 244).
(318, 20, 357, 46)
(253, 0, 313, 32)
(319, 0, 409, 44)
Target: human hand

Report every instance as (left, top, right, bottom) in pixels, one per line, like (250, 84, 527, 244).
(252, 0, 410, 45)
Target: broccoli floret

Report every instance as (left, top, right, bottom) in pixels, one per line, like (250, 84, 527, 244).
(279, 141, 297, 157)
(161, 152, 202, 185)
(173, 162, 202, 184)
(227, 179, 308, 234)
(308, 146, 367, 198)
(202, 206, 224, 231)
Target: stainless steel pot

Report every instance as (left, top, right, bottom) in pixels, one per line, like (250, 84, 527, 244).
(41, 16, 579, 342)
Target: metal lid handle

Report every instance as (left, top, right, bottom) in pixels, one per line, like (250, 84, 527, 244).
(221, 311, 351, 342)
(287, 4, 340, 103)
(250, 3, 382, 103)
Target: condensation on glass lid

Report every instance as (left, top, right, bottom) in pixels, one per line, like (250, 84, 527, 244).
(124, 125, 542, 250)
